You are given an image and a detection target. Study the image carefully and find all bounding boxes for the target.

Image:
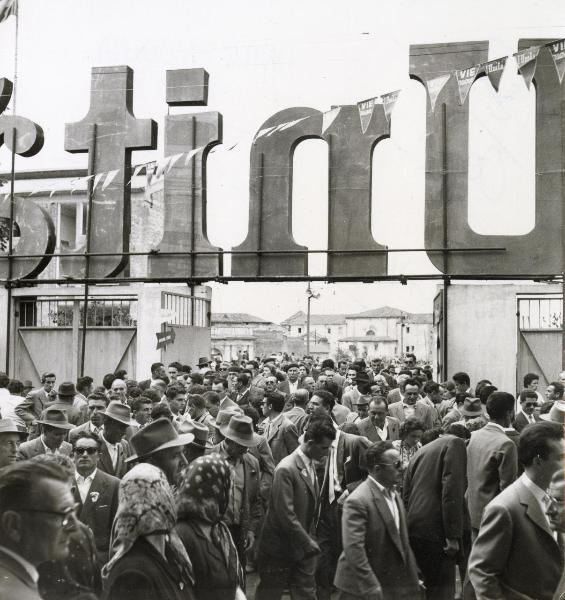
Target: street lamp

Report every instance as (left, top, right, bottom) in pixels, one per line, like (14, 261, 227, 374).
(306, 282, 320, 356)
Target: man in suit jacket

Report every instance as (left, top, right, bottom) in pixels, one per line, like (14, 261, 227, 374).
(208, 414, 262, 570)
(284, 388, 309, 436)
(69, 394, 108, 444)
(17, 408, 73, 460)
(357, 399, 400, 442)
(256, 417, 337, 600)
(277, 363, 301, 398)
(513, 389, 542, 432)
(15, 371, 57, 431)
(388, 378, 435, 430)
(71, 431, 120, 566)
(403, 434, 467, 600)
(97, 401, 135, 479)
(261, 391, 299, 465)
(466, 392, 518, 536)
(0, 461, 79, 600)
(468, 421, 564, 600)
(334, 441, 421, 600)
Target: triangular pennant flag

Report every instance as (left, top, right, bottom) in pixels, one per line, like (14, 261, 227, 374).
(548, 39, 565, 84)
(381, 90, 400, 123)
(0, 0, 17, 23)
(154, 156, 172, 179)
(514, 46, 540, 90)
(455, 65, 481, 105)
(226, 143, 238, 151)
(101, 169, 119, 191)
(93, 172, 105, 191)
(278, 116, 309, 131)
(322, 107, 341, 134)
(425, 74, 451, 113)
(253, 126, 277, 142)
(49, 188, 58, 198)
(184, 148, 201, 166)
(164, 153, 184, 174)
(132, 164, 144, 179)
(483, 57, 507, 92)
(357, 97, 379, 134)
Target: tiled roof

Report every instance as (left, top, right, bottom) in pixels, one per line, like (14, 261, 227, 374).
(211, 312, 271, 324)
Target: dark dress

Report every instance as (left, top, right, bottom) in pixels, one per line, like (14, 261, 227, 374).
(103, 537, 195, 600)
(175, 520, 238, 600)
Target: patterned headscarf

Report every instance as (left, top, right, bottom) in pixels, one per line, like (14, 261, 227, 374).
(102, 463, 193, 585)
(177, 454, 243, 586)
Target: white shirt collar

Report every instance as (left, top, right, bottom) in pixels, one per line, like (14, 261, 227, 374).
(0, 544, 39, 584)
(76, 468, 97, 484)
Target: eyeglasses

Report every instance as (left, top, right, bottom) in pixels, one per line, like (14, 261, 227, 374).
(20, 503, 80, 531)
(74, 446, 98, 455)
(523, 403, 537, 408)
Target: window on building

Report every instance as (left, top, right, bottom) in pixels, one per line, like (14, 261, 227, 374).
(366, 330, 375, 336)
(298, 327, 302, 333)
(406, 326, 410, 333)
(411, 346, 415, 351)
(406, 346, 410, 353)
(327, 327, 331, 334)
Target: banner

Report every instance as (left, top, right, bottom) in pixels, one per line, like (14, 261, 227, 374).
(357, 97, 380, 134)
(514, 46, 540, 90)
(425, 74, 451, 113)
(381, 90, 400, 123)
(321, 106, 341, 134)
(455, 65, 481, 105)
(483, 57, 507, 92)
(548, 38, 565, 84)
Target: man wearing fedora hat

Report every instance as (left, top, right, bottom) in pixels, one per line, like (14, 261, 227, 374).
(46, 382, 88, 426)
(98, 401, 135, 479)
(197, 356, 211, 374)
(466, 392, 518, 541)
(178, 420, 210, 464)
(0, 419, 27, 468)
(126, 417, 194, 485)
(17, 408, 73, 460)
(209, 413, 262, 571)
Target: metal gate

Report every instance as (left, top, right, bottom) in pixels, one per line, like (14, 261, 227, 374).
(516, 294, 562, 392)
(14, 296, 137, 385)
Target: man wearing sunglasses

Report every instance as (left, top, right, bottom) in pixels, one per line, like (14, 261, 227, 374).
(0, 460, 79, 600)
(513, 389, 542, 432)
(71, 431, 119, 567)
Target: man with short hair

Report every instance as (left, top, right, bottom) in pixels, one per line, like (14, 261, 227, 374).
(138, 362, 167, 390)
(513, 389, 542, 431)
(543, 381, 564, 414)
(98, 401, 135, 478)
(126, 417, 193, 485)
(546, 469, 565, 599)
(403, 432, 467, 600)
(284, 388, 309, 435)
(333, 441, 421, 600)
(452, 371, 472, 395)
(387, 378, 435, 430)
(17, 408, 73, 459)
(131, 396, 152, 428)
(0, 461, 79, 599)
(69, 394, 108, 443)
(75, 376, 94, 403)
(15, 371, 57, 430)
(46, 382, 87, 426)
(107, 378, 128, 404)
(167, 362, 182, 382)
(71, 431, 119, 566)
(278, 363, 301, 397)
(466, 392, 518, 539)
(0, 376, 26, 427)
(468, 422, 565, 600)
(385, 370, 411, 405)
(187, 394, 215, 443)
(256, 416, 336, 600)
(357, 398, 400, 442)
(261, 391, 299, 465)
(0, 419, 27, 468)
(212, 377, 240, 411)
(203, 390, 221, 418)
(301, 376, 316, 396)
(164, 383, 187, 424)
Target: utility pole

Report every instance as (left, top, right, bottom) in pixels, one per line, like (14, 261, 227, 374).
(306, 282, 320, 356)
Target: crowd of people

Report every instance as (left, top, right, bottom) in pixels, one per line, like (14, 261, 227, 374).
(0, 352, 563, 600)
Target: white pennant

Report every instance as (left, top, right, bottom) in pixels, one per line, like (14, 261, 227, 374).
(184, 148, 201, 165)
(154, 156, 172, 179)
(93, 172, 105, 191)
(254, 126, 277, 141)
(381, 90, 401, 123)
(426, 74, 451, 113)
(101, 169, 119, 191)
(514, 46, 540, 90)
(321, 107, 341, 134)
(357, 97, 380, 134)
(164, 153, 184, 174)
(548, 38, 565, 84)
(455, 65, 481, 105)
(278, 116, 309, 131)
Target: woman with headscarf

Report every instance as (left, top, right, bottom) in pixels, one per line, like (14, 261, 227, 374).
(102, 463, 195, 600)
(176, 454, 246, 600)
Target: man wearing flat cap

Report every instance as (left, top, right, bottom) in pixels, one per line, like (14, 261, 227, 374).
(98, 401, 135, 479)
(126, 417, 194, 485)
(17, 408, 73, 459)
(0, 419, 27, 468)
(209, 413, 262, 572)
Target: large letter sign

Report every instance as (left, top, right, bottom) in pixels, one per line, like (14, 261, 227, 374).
(63, 66, 157, 278)
(410, 39, 564, 276)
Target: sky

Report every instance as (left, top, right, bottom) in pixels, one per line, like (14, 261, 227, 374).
(0, 0, 562, 323)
